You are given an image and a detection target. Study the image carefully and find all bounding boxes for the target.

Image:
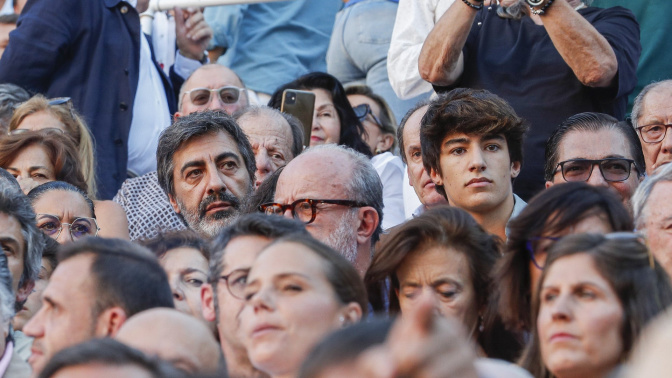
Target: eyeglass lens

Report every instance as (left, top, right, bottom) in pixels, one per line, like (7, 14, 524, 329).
(262, 200, 314, 224)
(562, 159, 631, 182)
(189, 87, 240, 106)
(37, 214, 97, 239)
(223, 269, 248, 299)
(639, 124, 672, 143)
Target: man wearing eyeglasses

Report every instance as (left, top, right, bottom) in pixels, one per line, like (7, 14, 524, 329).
(175, 64, 249, 118)
(266, 144, 383, 276)
(545, 112, 644, 211)
(631, 80, 672, 175)
(201, 214, 309, 378)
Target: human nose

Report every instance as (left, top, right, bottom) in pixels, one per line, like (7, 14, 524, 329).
(587, 163, 609, 187)
(56, 224, 74, 244)
(205, 164, 226, 195)
(23, 305, 46, 338)
(660, 126, 672, 154)
(250, 286, 275, 313)
(255, 150, 272, 181)
(416, 287, 442, 317)
(468, 149, 487, 172)
(549, 293, 572, 322)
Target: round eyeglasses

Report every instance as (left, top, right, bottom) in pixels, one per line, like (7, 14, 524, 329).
(36, 213, 99, 241)
(182, 86, 243, 106)
(216, 268, 249, 300)
(259, 198, 368, 225)
(526, 236, 560, 270)
(555, 158, 636, 183)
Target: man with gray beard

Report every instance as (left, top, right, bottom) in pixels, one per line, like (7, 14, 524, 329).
(157, 111, 256, 239)
(262, 144, 383, 275)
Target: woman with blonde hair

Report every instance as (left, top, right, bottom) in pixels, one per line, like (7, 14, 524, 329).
(8, 94, 97, 198)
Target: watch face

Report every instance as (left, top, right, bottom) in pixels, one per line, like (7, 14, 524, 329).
(526, 0, 545, 6)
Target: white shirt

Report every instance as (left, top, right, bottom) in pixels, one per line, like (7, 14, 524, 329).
(127, 33, 172, 176)
(387, 0, 454, 99)
(0, 0, 13, 15)
(371, 152, 406, 230)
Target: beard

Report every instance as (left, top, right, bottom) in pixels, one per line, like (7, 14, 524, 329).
(177, 190, 243, 238)
(322, 210, 359, 265)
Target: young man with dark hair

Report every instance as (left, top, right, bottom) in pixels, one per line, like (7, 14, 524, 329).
(23, 237, 174, 376)
(420, 88, 527, 240)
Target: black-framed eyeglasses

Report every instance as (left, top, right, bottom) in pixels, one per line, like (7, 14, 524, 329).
(352, 103, 383, 129)
(636, 123, 672, 144)
(526, 236, 560, 270)
(216, 268, 249, 300)
(182, 86, 243, 106)
(36, 213, 99, 241)
(259, 198, 368, 225)
(555, 158, 636, 183)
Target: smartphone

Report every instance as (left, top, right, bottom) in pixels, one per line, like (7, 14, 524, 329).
(281, 89, 315, 148)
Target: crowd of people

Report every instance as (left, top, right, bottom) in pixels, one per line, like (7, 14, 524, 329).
(0, 0, 667, 377)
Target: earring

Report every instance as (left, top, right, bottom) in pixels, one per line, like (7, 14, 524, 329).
(478, 315, 484, 332)
(339, 315, 346, 326)
(375, 148, 382, 155)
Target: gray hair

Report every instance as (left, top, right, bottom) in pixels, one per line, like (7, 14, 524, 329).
(0, 83, 30, 133)
(305, 144, 384, 244)
(497, 0, 591, 19)
(0, 253, 14, 327)
(0, 184, 41, 291)
(632, 162, 672, 230)
(156, 110, 256, 198)
(631, 80, 672, 128)
(233, 105, 304, 159)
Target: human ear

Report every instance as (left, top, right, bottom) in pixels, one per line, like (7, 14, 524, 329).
(201, 283, 217, 322)
(510, 161, 521, 178)
(168, 194, 181, 214)
(355, 207, 379, 245)
(429, 168, 443, 186)
(376, 135, 395, 154)
(338, 302, 363, 327)
(545, 181, 554, 189)
(16, 280, 35, 306)
(95, 307, 128, 337)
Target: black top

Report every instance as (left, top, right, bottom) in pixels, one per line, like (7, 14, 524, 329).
(435, 6, 640, 200)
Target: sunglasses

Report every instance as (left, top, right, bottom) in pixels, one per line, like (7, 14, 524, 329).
(182, 86, 243, 106)
(555, 158, 636, 183)
(352, 103, 383, 129)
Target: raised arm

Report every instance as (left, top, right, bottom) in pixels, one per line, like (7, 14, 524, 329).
(418, 0, 479, 87)
(539, 0, 618, 88)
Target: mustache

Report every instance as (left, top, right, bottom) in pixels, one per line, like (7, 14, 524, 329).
(198, 190, 241, 218)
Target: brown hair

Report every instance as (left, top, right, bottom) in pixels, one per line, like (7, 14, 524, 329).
(519, 233, 672, 377)
(9, 95, 97, 198)
(365, 206, 522, 361)
(0, 131, 88, 193)
(344, 84, 398, 151)
(493, 183, 633, 332)
(420, 88, 527, 198)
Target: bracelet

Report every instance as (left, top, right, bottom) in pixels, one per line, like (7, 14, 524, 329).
(530, 0, 555, 15)
(461, 0, 483, 11)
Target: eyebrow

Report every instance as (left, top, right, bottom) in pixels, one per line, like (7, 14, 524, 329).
(180, 267, 207, 276)
(247, 271, 311, 287)
(179, 152, 241, 176)
(316, 104, 336, 111)
(0, 236, 19, 250)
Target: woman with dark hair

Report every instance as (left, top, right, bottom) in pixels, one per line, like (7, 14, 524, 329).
(493, 182, 633, 334)
(520, 233, 672, 378)
(27, 181, 99, 244)
(364, 206, 522, 361)
(268, 72, 371, 157)
(142, 230, 213, 332)
(240, 233, 367, 378)
(0, 131, 129, 239)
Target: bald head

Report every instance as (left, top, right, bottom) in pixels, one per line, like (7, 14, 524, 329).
(116, 308, 221, 375)
(177, 64, 248, 117)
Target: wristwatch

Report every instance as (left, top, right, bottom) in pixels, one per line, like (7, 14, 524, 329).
(526, 0, 545, 6)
